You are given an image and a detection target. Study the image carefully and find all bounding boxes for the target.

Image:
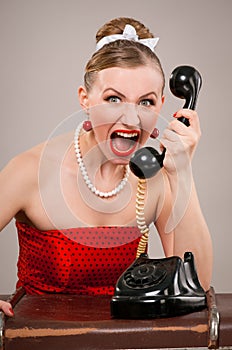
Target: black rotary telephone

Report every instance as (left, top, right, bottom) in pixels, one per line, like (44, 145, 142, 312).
(111, 66, 207, 319)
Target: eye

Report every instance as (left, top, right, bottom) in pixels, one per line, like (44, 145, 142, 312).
(139, 99, 155, 106)
(106, 96, 121, 103)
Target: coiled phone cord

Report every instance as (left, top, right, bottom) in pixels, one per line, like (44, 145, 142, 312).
(136, 178, 150, 258)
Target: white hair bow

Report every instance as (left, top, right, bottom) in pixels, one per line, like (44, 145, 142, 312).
(95, 24, 159, 52)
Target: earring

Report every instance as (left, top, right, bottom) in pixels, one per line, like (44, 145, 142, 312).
(150, 127, 159, 139)
(83, 120, 92, 132)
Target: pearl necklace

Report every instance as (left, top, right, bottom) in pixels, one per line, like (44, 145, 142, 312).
(74, 122, 130, 198)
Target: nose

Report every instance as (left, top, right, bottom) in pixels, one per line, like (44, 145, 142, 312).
(120, 103, 140, 127)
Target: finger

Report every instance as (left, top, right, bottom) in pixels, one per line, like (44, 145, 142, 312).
(173, 109, 201, 133)
(168, 120, 200, 143)
(168, 119, 189, 135)
(161, 137, 186, 155)
(0, 301, 14, 317)
(162, 127, 183, 142)
(164, 123, 200, 152)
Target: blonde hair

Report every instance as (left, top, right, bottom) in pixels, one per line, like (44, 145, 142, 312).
(84, 17, 165, 92)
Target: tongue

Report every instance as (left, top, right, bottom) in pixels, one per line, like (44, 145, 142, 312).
(113, 137, 133, 152)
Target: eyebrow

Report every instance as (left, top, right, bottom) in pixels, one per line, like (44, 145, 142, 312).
(103, 88, 126, 98)
(140, 91, 158, 100)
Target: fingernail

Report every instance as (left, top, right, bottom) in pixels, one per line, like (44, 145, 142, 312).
(173, 112, 177, 118)
(9, 307, 14, 316)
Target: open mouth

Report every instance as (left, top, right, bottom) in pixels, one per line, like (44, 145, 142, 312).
(110, 129, 140, 157)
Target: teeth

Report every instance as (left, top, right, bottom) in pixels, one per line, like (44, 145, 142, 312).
(116, 132, 138, 138)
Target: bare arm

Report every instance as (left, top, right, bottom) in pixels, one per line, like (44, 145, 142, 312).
(0, 152, 38, 315)
(0, 155, 33, 231)
(155, 109, 213, 291)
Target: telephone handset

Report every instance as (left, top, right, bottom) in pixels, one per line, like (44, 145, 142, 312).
(111, 66, 206, 319)
(129, 65, 202, 179)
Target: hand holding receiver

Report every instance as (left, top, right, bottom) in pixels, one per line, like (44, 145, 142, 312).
(129, 65, 202, 179)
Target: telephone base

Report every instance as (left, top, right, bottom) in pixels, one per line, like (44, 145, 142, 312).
(110, 252, 207, 319)
(111, 294, 206, 319)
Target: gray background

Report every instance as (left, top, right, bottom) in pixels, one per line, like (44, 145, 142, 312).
(0, 0, 231, 293)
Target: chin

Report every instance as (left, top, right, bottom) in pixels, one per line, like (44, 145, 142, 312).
(110, 157, 130, 166)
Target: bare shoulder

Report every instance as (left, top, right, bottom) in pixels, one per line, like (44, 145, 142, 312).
(2, 131, 73, 178)
(3, 143, 44, 178)
(0, 143, 45, 230)
(0, 133, 74, 230)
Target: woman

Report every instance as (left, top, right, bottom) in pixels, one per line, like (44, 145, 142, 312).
(0, 17, 213, 316)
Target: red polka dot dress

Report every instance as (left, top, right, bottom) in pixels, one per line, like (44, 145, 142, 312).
(16, 221, 142, 295)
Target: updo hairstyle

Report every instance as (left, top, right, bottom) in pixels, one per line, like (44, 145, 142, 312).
(84, 17, 165, 92)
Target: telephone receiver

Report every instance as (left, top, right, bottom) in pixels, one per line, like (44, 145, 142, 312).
(111, 66, 206, 319)
(129, 65, 202, 179)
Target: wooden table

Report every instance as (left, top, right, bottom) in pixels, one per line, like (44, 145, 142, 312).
(0, 288, 231, 350)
